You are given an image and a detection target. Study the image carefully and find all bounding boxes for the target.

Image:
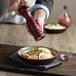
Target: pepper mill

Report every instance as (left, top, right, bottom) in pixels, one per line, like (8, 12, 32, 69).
(18, 5, 45, 41)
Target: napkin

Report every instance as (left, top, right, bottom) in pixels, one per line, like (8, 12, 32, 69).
(9, 52, 62, 70)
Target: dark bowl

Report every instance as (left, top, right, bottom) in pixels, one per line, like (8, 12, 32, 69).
(18, 46, 58, 65)
(44, 23, 67, 34)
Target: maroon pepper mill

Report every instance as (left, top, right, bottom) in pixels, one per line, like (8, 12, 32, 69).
(18, 6, 45, 41)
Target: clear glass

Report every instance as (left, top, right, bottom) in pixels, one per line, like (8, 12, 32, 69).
(60, 46, 72, 62)
(58, 5, 72, 27)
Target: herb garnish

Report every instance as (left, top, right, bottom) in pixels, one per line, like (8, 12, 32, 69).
(34, 48, 42, 60)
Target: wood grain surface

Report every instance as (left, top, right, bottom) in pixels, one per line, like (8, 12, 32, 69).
(0, 71, 33, 76)
(0, 24, 76, 76)
(0, 23, 76, 53)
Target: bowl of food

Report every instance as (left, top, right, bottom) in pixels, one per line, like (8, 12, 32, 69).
(44, 23, 67, 34)
(18, 46, 58, 65)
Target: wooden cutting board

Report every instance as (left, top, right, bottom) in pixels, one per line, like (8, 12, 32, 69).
(0, 44, 76, 76)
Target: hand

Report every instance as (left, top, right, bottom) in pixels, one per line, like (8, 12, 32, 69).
(33, 9, 46, 32)
(10, 0, 20, 12)
(25, 8, 46, 35)
(19, 0, 30, 8)
(10, 0, 30, 14)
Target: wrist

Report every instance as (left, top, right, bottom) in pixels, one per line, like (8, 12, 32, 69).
(33, 9, 46, 22)
(30, 4, 50, 21)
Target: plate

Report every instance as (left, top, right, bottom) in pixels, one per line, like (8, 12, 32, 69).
(44, 23, 67, 34)
(18, 46, 58, 65)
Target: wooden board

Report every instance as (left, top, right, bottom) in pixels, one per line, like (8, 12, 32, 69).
(0, 44, 76, 76)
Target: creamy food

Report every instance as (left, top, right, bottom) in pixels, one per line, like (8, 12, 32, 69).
(45, 23, 66, 30)
(19, 47, 54, 60)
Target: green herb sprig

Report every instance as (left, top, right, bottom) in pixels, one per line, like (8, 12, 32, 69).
(34, 48, 42, 60)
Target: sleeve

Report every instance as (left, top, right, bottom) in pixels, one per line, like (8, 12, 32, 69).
(30, 0, 54, 20)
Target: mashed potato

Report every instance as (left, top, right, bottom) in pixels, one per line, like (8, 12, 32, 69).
(20, 47, 54, 60)
(45, 23, 66, 30)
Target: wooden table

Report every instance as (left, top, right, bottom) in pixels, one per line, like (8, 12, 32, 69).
(0, 24, 76, 76)
(0, 24, 76, 53)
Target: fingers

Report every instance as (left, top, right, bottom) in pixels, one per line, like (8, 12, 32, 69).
(33, 9, 46, 32)
(20, 0, 30, 8)
(10, 0, 30, 14)
(10, 0, 20, 11)
(35, 19, 44, 32)
(37, 19, 44, 32)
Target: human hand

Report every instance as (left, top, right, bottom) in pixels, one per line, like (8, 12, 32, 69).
(19, 0, 30, 8)
(10, 0, 30, 14)
(33, 9, 46, 32)
(25, 8, 46, 35)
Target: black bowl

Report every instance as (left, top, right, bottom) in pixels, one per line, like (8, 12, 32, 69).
(44, 23, 67, 34)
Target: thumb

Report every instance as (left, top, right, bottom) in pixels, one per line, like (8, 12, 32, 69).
(21, 0, 30, 8)
(35, 19, 44, 32)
